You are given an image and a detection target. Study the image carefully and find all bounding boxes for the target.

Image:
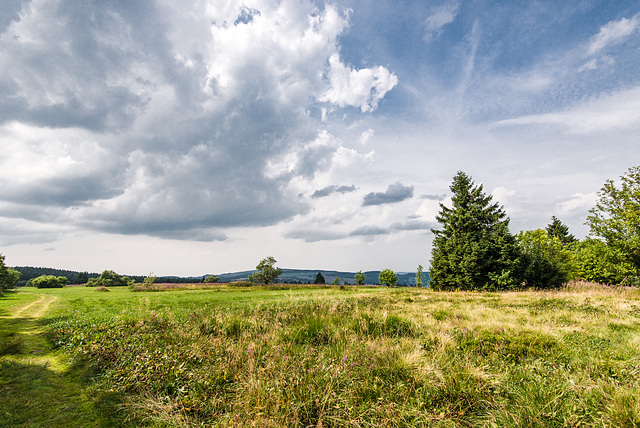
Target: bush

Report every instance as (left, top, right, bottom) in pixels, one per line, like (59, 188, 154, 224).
(517, 229, 572, 289)
(0, 254, 20, 292)
(379, 269, 398, 286)
(229, 280, 253, 287)
(28, 275, 67, 289)
(86, 270, 133, 287)
(572, 239, 636, 285)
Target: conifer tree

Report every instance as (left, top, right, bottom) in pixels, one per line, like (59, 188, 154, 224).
(430, 171, 522, 291)
(545, 216, 577, 245)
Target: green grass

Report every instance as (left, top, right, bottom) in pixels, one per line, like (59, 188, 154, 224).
(2, 283, 640, 426)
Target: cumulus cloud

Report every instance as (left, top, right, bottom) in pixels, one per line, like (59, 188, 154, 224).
(424, 1, 460, 42)
(0, 0, 397, 242)
(587, 13, 640, 56)
(491, 186, 516, 205)
(363, 183, 414, 206)
(358, 128, 375, 145)
(311, 185, 357, 199)
(557, 192, 598, 216)
(319, 54, 398, 112)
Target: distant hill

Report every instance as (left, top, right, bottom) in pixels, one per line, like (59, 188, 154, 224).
(11, 266, 430, 287)
(11, 266, 101, 286)
(217, 269, 430, 286)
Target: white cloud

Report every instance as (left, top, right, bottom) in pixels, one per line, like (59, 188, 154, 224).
(491, 186, 516, 206)
(587, 13, 640, 56)
(415, 199, 441, 222)
(358, 128, 375, 145)
(319, 53, 398, 112)
(557, 192, 598, 216)
(493, 85, 640, 134)
(424, 1, 460, 42)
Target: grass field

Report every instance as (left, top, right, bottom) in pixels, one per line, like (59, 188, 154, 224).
(2, 283, 640, 427)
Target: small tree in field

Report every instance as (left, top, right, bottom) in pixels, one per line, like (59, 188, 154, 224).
(379, 269, 398, 287)
(354, 270, 365, 285)
(143, 273, 158, 287)
(0, 254, 21, 293)
(332, 277, 340, 285)
(249, 256, 282, 285)
(416, 264, 424, 287)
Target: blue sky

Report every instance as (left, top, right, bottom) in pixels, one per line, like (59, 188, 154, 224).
(1, 0, 639, 276)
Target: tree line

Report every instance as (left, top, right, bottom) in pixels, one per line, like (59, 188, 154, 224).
(1, 166, 637, 292)
(429, 166, 640, 290)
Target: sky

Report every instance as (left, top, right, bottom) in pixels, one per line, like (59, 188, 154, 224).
(1, 0, 639, 276)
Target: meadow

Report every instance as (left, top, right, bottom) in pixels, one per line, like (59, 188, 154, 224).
(1, 283, 640, 427)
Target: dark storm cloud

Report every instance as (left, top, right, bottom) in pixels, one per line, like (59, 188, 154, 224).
(0, 0, 27, 33)
(1, 170, 124, 207)
(362, 182, 414, 206)
(0, 0, 399, 242)
(0, 0, 174, 132)
(311, 185, 357, 198)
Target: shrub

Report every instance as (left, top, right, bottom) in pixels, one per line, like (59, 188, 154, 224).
(517, 229, 572, 289)
(0, 254, 20, 292)
(86, 270, 133, 287)
(229, 280, 253, 287)
(203, 275, 220, 283)
(572, 238, 635, 285)
(28, 275, 67, 289)
(379, 269, 398, 286)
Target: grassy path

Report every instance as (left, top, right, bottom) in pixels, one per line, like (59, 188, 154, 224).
(0, 290, 123, 428)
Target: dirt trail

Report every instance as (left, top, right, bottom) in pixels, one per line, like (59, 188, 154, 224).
(3, 293, 62, 370)
(12, 293, 59, 320)
(0, 292, 117, 427)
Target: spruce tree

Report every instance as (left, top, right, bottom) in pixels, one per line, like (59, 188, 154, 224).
(314, 272, 325, 284)
(545, 216, 577, 245)
(430, 171, 522, 291)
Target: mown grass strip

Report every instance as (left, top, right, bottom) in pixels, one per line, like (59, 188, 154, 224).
(0, 289, 129, 427)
